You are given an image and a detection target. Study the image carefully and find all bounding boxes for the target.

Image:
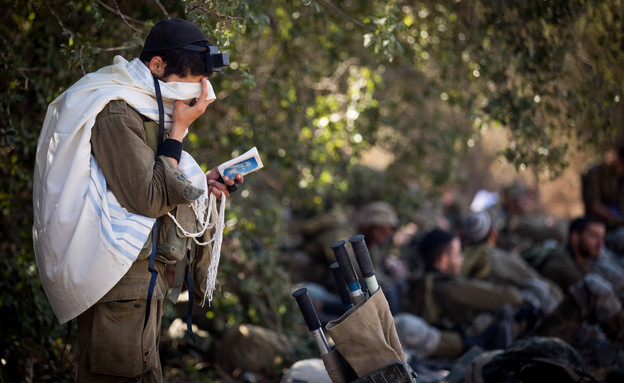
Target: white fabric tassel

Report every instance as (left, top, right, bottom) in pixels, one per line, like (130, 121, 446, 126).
(167, 192, 226, 306)
(203, 193, 226, 306)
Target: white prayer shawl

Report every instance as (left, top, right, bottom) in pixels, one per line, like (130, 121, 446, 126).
(33, 56, 218, 324)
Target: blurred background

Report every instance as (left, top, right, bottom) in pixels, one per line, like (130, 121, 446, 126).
(1, 1, 623, 381)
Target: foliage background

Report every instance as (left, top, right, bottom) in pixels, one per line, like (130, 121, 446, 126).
(1, 0, 623, 381)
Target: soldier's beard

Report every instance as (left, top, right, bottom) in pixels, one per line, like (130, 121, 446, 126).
(577, 240, 597, 260)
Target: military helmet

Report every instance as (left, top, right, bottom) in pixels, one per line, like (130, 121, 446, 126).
(356, 201, 399, 228)
(502, 182, 528, 201)
(281, 358, 331, 383)
(481, 336, 598, 383)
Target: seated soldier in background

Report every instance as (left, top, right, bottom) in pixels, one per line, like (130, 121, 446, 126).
(582, 143, 624, 254)
(409, 224, 624, 380)
(404, 228, 525, 354)
(394, 309, 516, 367)
(496, 182, 566, 254)
(524, 217, 624, 301)
(460, 210, 563, 316)
(527, 217, 624, 379)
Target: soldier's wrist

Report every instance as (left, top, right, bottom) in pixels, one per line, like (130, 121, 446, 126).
(158, 138, 183, 163)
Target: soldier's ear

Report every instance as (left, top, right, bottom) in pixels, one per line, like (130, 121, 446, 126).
(435, 252, 448, 271)
(489, 228, 498, 242)
(149, 57, 166, 78)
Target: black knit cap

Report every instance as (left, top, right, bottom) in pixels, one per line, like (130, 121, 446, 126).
(143, 18, 209, 52)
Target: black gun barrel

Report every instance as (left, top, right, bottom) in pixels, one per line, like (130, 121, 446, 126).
(330, 240, 365, 304)
(293, 288, 331, 354)
(349, 234, 380, 295)
(330, 262, 354, 311)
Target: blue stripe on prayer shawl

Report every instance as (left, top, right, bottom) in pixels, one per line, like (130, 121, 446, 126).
(87, 158, 153, 261)
(101, 201, 151, 250)
(90, 162, 107, 198)
(178, 162, 203, 177)
(111, 214, 153, 232)
(133, 107, 172, 123)
(91, 162, 154, 235)
(100, 226, 140, 260)
(104, 207, 152, 257)
(111, 223, 150, 243)
(86, 186, 138, 260)
(134, 106, 161, 117)
(108, 202, 153, 230)
(86, 186, 103, 217)
(126, 64, 152, 89)
(177, 155, 206, 187)
(110, 234, 148, 254)
(91, 203, 146, 259)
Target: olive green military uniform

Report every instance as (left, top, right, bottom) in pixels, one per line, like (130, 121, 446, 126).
(528, 245, 624, 378)
(77, 101, 213, 382)
(528, 246, 585, 292)
(531, 246, 624, 339)
(404, 272, 522, 360)
(497, 214, 566, 253)
(496, 183, 566, 253)
(405, 271, 523, 330)
(462, 245, 545, 286)
(462, 244, 563, 314)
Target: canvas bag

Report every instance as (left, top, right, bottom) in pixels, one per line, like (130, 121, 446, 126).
(325, 289, 407, 377)
(321, 348, 357, 383)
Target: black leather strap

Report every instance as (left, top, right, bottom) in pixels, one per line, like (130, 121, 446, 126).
(157, 138, 183, 162)
(153, 74, 165, 149)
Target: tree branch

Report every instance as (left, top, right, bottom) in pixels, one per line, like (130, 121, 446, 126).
(78, 44, 86, 75)
(95, 44, 143, 52)
(112, 0, 140, 33)
(187, 4, 244, 21)
(95, 0, 144, 25)
(153, 0, 171, 19)
(42, 0, 74, 40)
(319, 0, 372, 30)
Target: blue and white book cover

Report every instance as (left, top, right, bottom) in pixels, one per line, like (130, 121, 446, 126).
(218, 146, 264, 179)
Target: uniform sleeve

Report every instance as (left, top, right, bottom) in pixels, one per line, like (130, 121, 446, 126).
(513, 216, 565, 244)
(489, 249, 540, 285)
(538, 250, 583, 292)
(441, 277, 523, 312)
(91, 100, 201, 218)
(461, 246, 492, 280)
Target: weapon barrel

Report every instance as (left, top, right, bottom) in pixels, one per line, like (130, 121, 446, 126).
(330, 262, 355, 311)
(293, 288, 331, 355)
(330, 240, 365, 304)
(349, 234, 380, 295)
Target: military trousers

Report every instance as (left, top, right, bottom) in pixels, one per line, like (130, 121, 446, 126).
(77, 259, 168, 382)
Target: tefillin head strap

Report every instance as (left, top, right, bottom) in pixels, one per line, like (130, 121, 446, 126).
(153, 74, 165, 148)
